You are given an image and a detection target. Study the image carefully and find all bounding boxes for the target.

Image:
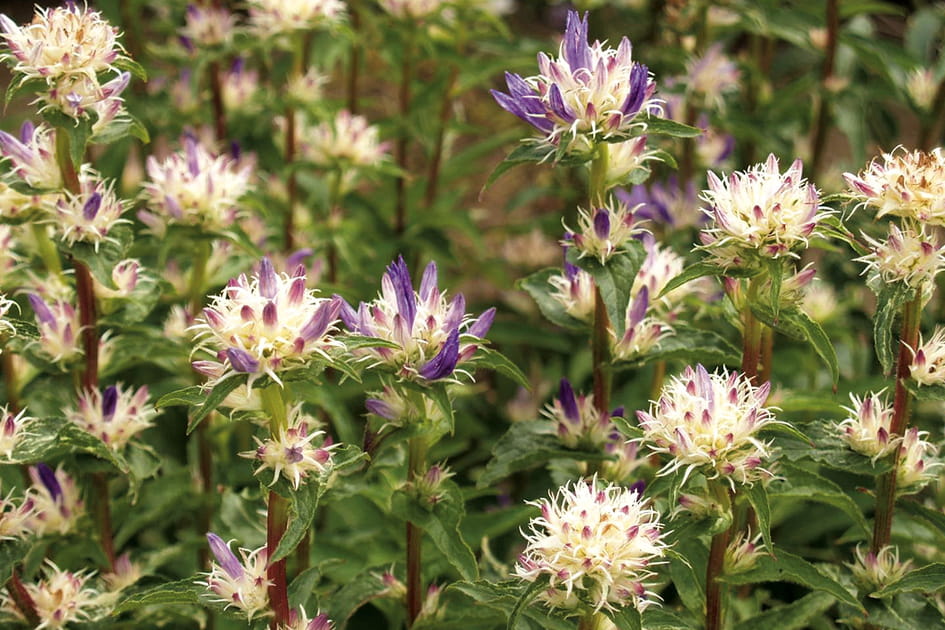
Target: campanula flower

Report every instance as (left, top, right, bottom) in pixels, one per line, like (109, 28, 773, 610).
(201, 533, 271, 620)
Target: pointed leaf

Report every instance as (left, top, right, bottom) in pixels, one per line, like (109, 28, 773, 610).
(607, 606, 642, 630)
(874, 563, 945, 597)
(470, 347, 529, 388)
(638, 115, 702, 138)
(872, 282, 915, 375)
(733, 591, 834, 630)
(187, 375, 246, 434)
(743, 482, 772, 550)
(271, 479, 325, 563)
(569, 241, 647, 337)
(517, 268, 589, 331)
(770, 463, 870, 536)
(507, 575, 550, 630)
(112, 579, 203, 614)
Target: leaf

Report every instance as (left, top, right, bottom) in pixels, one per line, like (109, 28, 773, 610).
(874, 564, 945, 598)
(615, 326, 739, 367)
(743, 482, 772, 550)
(188, 376, 245, 434)
(732, 591, 834, 630)
(485, 141, 587, 189)
(155, 386, 205, 409)
(770, 463, 871, 536)
(0, 540, 30, 583)
(517, 269, 589, 331)
(42, 108, 95, 169)
(271, 480, 325, 563)
(450, 580, 572, 630)
(641, 608, 696, 629)
(666, 546, 705, 616)
(872, 282, 915, 375)
(907, 382, 945, 402)
(288, 567, 321, 609)
(658, 262, 726, 298)
(718, 546, 863, 611)
(112, 578, 203, 614)
(470, 347, 529, 388)
(752, 305, 838, 385)
(425, 383, 456, 437)
(91, 114, 150, 145)
(113, 57, 149, 81)
(5, 77, 47, 107)
(12, 416, 129, 475)
(569, 241, 647, 337)
(67, 224, 133, 287)
(507, 575, 550, 630)
(607, 607, 642, 630)
(638, 115, 702, 138)
(326, 572, 389, 625)
(897, 499, 945, 541)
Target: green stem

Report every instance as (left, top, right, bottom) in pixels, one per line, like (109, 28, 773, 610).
(1, 352, 19, 412)
(423, 64, 459, 211)
(871, 295, 922, 552)
(406, 436, 428, 627)
(261, 384, 290, 627)
(578, 610, 607, 630)
(589, 143, 613, 416)
(649, 360, 666, 401)
(705, 483, 734, 630)
(588, 143, 610, 207)
(741, 279, 763, 384)
(30, 223, 62, 277)
(346, 0, 361, 114)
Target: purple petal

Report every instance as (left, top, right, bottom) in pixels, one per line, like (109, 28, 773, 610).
(419, 261, 438, 301)
(558, 378, 580, 423)
(419, 328, 460, 380)
(258, 258, 278, 299)
(300, 297, 342, 341)
(28, 294, 55, 326)
(365, 398, 396, 420)
(593, 209, 611, 240)
(101, 385, 118, 421)
(548, 84, 575, 123)
(206, 533, 244, 579)
(82, 192, 102, 221)
(226, 348, 260, 373)
(628, 286, 648, 327)
(468, 307, 496, 339)
(287, 248, 314, 271)
(35, 463, 62, 501)
(621, 64, 649, 117)
(443, 293, 466, 332)
(335, 295, 359, 330)
(563, 11, 591, 72)
(184, 135, 200, 177)
(386, 256, 416, 330)
(18, 121, 35, 143)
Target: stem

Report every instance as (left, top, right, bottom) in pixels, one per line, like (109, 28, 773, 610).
(588, 143, 610, 207)
(6, 570, 39, 627)
(394, 26, 416, 236)
(649, 360, 666, 401)
(30, 223, 62, 277)
(406, 436, 428, 627)
(346, 0, 361, 114)
(1, 353, 19, 412)
(261, 384, 290, 627)
(423, 65, 459, 210)
(705, 484, 734, 630)
(758, 326, 774, 386)
(808, 0, 838, 178)
(92, 472, 116, 570)
(189, 240, 214, 567)
(284, 104, 298, 251)
(578, 611, 606, 630)
(74, 261, 99, 392)
(208, 61, 228, 143)
(589, 143, 613, 416)
(871, 295, 922, 552)
(740, 279, 763, 384)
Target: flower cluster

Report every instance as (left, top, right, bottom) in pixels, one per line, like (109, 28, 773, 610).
(837, 392, 899, 461)
(0, 122, 61, 190)
(897, 427, 939, 490)
(849, 545, 912, 590)
(248, 0, 345, 39)
(910, 326, 945, 386)
(378, 0, 445, 18)
(27, 463, 84, 536)
(612, 287, 669, 361)
(193, 258, 342, 386)
(857, 223, 945, 291)
(49, 173, 128, 249)
(685, 43, 740, 107)
(66, 384, 155, 450)
(699, 154, 826, 268)
(1, 561, 99, 628)
(341, 256, 495, 382)
(0, 3, 130, 123)
(566, 197, 642, 264)
(492, 10, 657, 152)
(139, 136, 254, 235)
(241, 406, 335, 489)
(637, 365, 778, 484)
(844, 147, 945, 225)
(181, 4, 237, 48)
(29, 294, 82, 366)
(0, 406, 32, 459)
(515, 477, 667, 613)
(0, 486, 34, 541)
(302, 110, 389, 175)
(280, 608, 334, 630)
(544, 379, 615, 449)
(201, 533, 271, 620)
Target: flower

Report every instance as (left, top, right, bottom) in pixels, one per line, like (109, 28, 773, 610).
(636, 364, 779, 484)
(139, 135, 253, 235)
(0, 406, 32, 458)
(601, 439, 647, 484)
(412, 463, 454, 505)
(723, 531, 763, 574)
(685, 43, 740, 107)
(848, 545, 912, 590)
(340, 256, 495, 382)
(365, 385, 446, 427)
(220, 58, 260, 114)
(844, 147, 945, 225)
(837, 392, 899, 462)
(377, 0, 445, 18)
(29, 294, 83, 366)
(26, 463, 84, 536)
(48, 173, 128, 249)
(800, 278, 840, 323)
(0, 122, 61, 190)
(192, 258, 342, 386)
(910, 326, 945, 386)
(66, 384, 155, 450)
(43, 69, 129, 121)
(248, 0, 345, 39)
(566, 196, 643, 264)
(515, 477, 667, 613)
(0, 179, 45, 220)
(631, 235, 687, 312)
(180, 4, 237, 48)
(200, 533, 271, 620)
(897, 427, 939, 490)
(0, 486, 34, 541)
(1, 560, 99, 629)
(857, 223, 945, 291)
(699, 154, 826, 267)
(604, 137, 658, 187)
(280, 608, 334, 630)
(906, 69, 936, 111)
(491, 10, 657, 152)
(616, 177, 701, 228)
(300, 110, 389, 192)
(549, 258, 596, 323)
(544, 378, 616, 449)
(241, 406, 336, 489)
(94, 259, 141, 299)
(102, 553, 141, 592)
(611, 287, 669, 361)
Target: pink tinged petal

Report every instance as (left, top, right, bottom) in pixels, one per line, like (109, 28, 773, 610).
(263, 301, 278, 327)
(28, 294, 55, 326)
(258, 258, 278, 299)
(300, 297, 342, 342)
(307, 613, 333, 630)
(287, 277, 306, 306)
(206, 533, 244, 580)
(419, 261, 438, 301)
(915, 349, 927, 368)
(239, 305, 254, 322)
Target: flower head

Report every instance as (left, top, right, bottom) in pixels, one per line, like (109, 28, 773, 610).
(685, 43, 740, 107)
(723, 531, 764, 574)
(906, 69, 936, 111)
(0, 486, 35, 541)
(632, 236, 687, 312)
(29, 294, 82, 366)
(341, 256, 494, 382)
(636, 365, 778, 485)
(492, 10, 657, 153)
(193, 258, 342, 386)
(549, 249, 596, 323)
(300, 110, 389, 191)
(515, 477, 667, 613)
(566, 197, 643, 264)
(601, 439, 647, 484)
(844, 147, 945, 225)
(48, 173, 128, 249)
(43, 69, 129, 122)
(0, 406, 32, 459)
(544, 379, 617, 449)
(612, 287, 670, 361)
(910, 326, 945, 386)
(280, 608, 334, 630)
(241, 406, 336, 489)
(27, 463, 84, 536)
(66, 384, 155, 450)
(378, 0, 445, 18)
(248, 0, 345, 38)
(221, 58, 260, 114)
(849, 545, 912, 590)
(201, 533, 271, 620)
(102, 553, 142, 592)
(0, 122, 61, 190)
(181, 4, 237, 48)
(412, 463, 454, 505)
(617, 177, 702, 228)
(2, 560, 99, 629)
(857, 223, 945, 292)
(837, 392, 899, 462)
(699, 154, 826, 267)
(140, 135, 253, 235)
(897, 427, 940, 490)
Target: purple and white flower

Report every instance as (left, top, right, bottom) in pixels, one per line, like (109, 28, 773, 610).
(180, 4, 237, 48)
(0, 560, 98, 628)
(0, 122, 61, 190)
(66, 384, 155, 450)
(29, 293, 83, 366)
(26, 463, 84, 536)
(0, 485, 34, 541)
(566, 196, 643, 264)
(544, 378, 617, 449)
(910, 326, 945, 386)
(844, 147, 945, 226)
(0, 405, 32, 459)
(241, 406, 336, 489)
(857, 223, 945, 292)
(897, 427, 940, 490)
(280, 608, 334, 630)
(48, 173, 128, 249)
(837, 391, 899, 462)
(612, 286, 669, 361)
(200, 533, 271, 620)
(248, 0, 345, 39)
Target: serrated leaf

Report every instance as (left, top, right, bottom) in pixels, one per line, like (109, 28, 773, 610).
(470, 347, 529, 388)
(659, 262, 725, 298)
(187, 375, 246, 434)
(874, 564, 945, 598)
(607, 606, 642, 630)
(666, 546, 705, 616)
(342, 334, 403, 351)
(12, 416, 129, 474)
(327, 572, 389, 624)
(485, 141, 587, 189)
(907, 382, 945, 401)
(449, 580, 572, 630)
(426, 384, 455, 436)
(873, 283, 915, 375)
(91, 114, 150, 145)
(288, 567, 321, 609)
(507, 575, 550, 630)
(770, 463, 870, 536)
(897, 499, 945, 541)
(271, 479, 325, 563)
(752, 305, 838, 385)
(743, 482, 772, 550)
(155, 386, 205, 409)
(718, 546, 863, 611)
(517, 268, 589, 331)
(733, 591, 834, 630)
(112, 578, 203, 614)
(5, 77, 47, 107)
(569, 242, 647, 337)
(66, 224, 132, 287)
(638, 115, 702, 138)
(641, 608, 696, 629)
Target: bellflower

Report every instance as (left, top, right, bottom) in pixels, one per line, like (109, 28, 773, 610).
(0, 406, 32, 459)
(723, 531, 764, 574)
(201, 533, 271, 620)
(844, 147, 945, 226)
(897, 427, 940, 490)
(849, 545, 912, 590)
(0, 121, 61, 190)
(365, 384, 445, 427)
(66, 384, 155, 450)
(612, 286, 669, 361)
(566, 196, 643, 264)
(549, 258, 596, 323)
(378, 0, 445, 19)
(180, 4, 237, 48)
(910, 326, 945, 386)
(241, 405, 336, 489)
(29, 293, 83, 366)
(192, 258, 343, 386)
(515, 477, 667, 614)
(492, 10, 658, 153)
(1, 561, 99, 628)
(48, 173, 128, 250)
(27, 463, 84, 536)
(341, 256, 495, 382)
(280, 608, 334, 630)
(837, 392, 899, 462)
(637, 364, 779, 485)
(43, 69, 129, 122)
(286, 68, 326, 105)
(544, 378, 618, 449)
(0, 486, 34, 541)
(685, 43, 740, 107)
(699, 154, 827, 268)
(140, 135, 254, 235)
(248, 0, 345, 39)
(300, 110, 389, 192)
(601, 439, 647, 484)
(857, 223, 945, 292)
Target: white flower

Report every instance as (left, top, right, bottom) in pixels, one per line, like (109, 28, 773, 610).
(26, 464, 84, 537)
(910, 326, 945, 387)
(906, 69, 937, 111)
(567, 197, 643, 264)
(181, 4, 237, 47)
(1, 560, 99, 629)
(200, 533, 271, 620)
(0, 406, 32, 458)
(543, 378, 614, 450)
(365, 385, 445, 428)
(800, 278, 839, 323)
(685, 43, 740, 107)
(101, 553, 141, 593)
(47, 173, 128, 249)
(858, 223, 945, 291)
(837, 392, 899, 461)
(699, 154, 826, 267)
(515, 477, 667, 614)
(631, 236, 686, 312)
(221, 59, 260, 114)
(248, 0, 345, 38)
(66, 384, 155, 450)
(287, 68, 326, 105)
(28, 294, 83, 366)
(848, 545, 912, 590)
(611, 287, 669, 361)
(897, 427, 940, 490)
(378, 0, 446, 18)
(280, 608, 334, 630)
(636, 364, 779, 485)
(192, 258, 342, 386)
(241, 406, 336, 489)
(844, 147, 945, 225)
(300, 110, 389, 192)
(0, 122, 61, 190)
(723, 531, 763, 574)
(0, 486, 34, 541)
(549, 261, 596, 323)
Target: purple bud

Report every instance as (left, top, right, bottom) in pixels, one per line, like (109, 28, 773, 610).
(101, 385, 119, 421)
(206, 533, 244, 580)
(365, 398, 397, 420)
(286, 248, 313, 271)
(307, 613, 333, 630)
(629, 480, 646, 495)
(226, 348, 260, 373)
(386, 256, 416, 330)
(593, 209, 611, 239)
(29, 294, 55, 326)
(558, 379, 580, 423)
(18, 120, 35, 143)
(335, 296, 358, 330)
(612, 406, 625, 418)
(468, 307, 496, 339)
(258, 258, 278, 299)
(82, 192, 102, 221)
(35, 463, 62, 502)
(263, 301, 278, 327)
(419, 328, 460, 381)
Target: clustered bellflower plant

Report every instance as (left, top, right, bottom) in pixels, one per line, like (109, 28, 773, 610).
(0, 2, 943, 630)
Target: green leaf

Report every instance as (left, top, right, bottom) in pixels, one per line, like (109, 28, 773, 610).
(66, 224, 133, 287)
(873, 282, 915, 375)
(718, 546, 863, 611)
(12, 416, 129, 474)
(450, 580, 572, 630)
(732, 591, 834, 630)
(874, 564, 945, 597)
(763, 257, 784, 320)
(907, 382, 945, 401)
(517, 268, 589, 331)
(326, 572, 389, 625)
(113, 57, 149, 81)
(470, 347, 529, 388)
(288, 567, 321, 609)
(155, 386, 205, 409)
(752, 305, 838, 385)
(485, 141, 587, 189)
(188, 376, 245, 434)
(666, 546, 705, 616)
(569, 241, 647, 337)
(507, 575, 550, 630)
(91, 113, 150, 145)
(5, 77, 47, 107)
(112, 578, 203, 614)
(642, 608, 696, 629)
(607, 606, 642, 630)
(271, 480, 325, 563)
(743, 482, 772, 550)
(897, 499, 945, 541)
(342, 334, 403, 351)
(0, 540, 30, 584)
(770, 463, 871, 536)
(425, 384, 456, 437)
(614, 326, 739, 367)
(638, 115, 702, 138)
(658, 262, 727, 298)
(43, 108, 96, 169)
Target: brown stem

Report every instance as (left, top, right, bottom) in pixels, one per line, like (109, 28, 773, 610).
(267, 491, 290, 628)
(591, 287, 612, 414)
(92, 472, 116, 571)
(871, 296, 922, 552)
(394, 32, 415, 236)
(284, 105, 298, 251)
(74, 262, 98, 392)
(406, 437, 427, 626)
(741, 304, 762, 385)
(347, 0, 361, 114)
(705, 486, 734, 630)
(808, 0, 838, 178)
(758, 326, 774, 386)
(423, 66, 459, 210)
(208, 61, 228, 144)
(6, 571, 39, 627)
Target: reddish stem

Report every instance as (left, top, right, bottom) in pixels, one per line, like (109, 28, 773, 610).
(267, 490, 290, 628)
